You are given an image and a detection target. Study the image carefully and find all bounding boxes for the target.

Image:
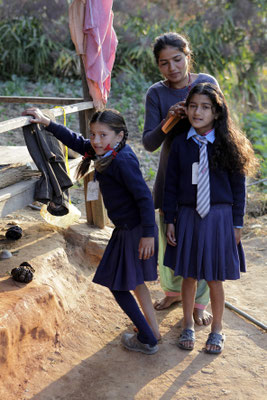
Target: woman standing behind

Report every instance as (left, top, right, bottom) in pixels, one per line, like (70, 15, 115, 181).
(143, 32, 219, 325)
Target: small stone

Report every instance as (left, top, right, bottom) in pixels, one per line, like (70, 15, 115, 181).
(201, 367, 214, 374)
(0, 250, 12, 259)
(221, 389, 231, 395)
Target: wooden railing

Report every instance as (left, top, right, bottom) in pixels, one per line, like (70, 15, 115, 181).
(0, 96, 108, 227)
(0, 99, 93, 134)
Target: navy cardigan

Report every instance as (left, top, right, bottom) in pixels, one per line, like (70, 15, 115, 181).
(163, 132, 246, 226)
(46, 121, 156, 236)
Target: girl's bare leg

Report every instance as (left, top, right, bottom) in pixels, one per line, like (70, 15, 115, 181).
(207, 280, 225, 352)
(134, 283, 161, 340)
(181, 277, 197, 349)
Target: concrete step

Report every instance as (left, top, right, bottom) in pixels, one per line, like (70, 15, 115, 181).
(0, 146, 81, 217)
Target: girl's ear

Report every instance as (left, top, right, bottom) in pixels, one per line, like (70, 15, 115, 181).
(116, 130, 124, 143)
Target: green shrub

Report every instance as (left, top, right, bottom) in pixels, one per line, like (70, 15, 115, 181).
(0, 17, 58, 78)
(242, 111, 267, 189)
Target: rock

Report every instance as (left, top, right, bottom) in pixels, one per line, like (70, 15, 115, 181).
(201, 367, 214, 374)
(0, 250, 12, 259)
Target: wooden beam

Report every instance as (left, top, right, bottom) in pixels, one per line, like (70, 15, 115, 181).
(0, 101, 94, 134)
(0, 96, 84, 105)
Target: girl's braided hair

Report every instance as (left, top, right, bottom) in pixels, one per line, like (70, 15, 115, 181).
(76, 109, 128, 178)
(185, 83, 259, 177)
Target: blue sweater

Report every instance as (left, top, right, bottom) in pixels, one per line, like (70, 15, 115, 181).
(163, 132, 246, 226)
(46, 121, 156, 236)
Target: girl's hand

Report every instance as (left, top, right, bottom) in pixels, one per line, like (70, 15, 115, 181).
(166, 223, 177, 246)
(138, 237, 154, 260)
(166, 101, 186, 121)
(234, 228, 241, 245)
(22, 107, 51, 127)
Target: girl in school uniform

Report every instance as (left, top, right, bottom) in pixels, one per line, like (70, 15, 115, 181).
(163, 83, 258, 354)
(23, 107, 160, 355)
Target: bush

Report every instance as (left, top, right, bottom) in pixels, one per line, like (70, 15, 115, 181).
(242, 111, 267, 189)
(0, 17, 57, 78)
(0, 16, 80, 80)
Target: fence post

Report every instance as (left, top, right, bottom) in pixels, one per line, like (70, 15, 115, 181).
(79, 56, 94, 139)
(78, 57, 108, 228)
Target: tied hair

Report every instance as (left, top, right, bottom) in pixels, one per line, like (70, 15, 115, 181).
(76, 109, 129, 178)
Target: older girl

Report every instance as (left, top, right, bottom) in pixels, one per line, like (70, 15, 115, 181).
(163, 83, 258, 353)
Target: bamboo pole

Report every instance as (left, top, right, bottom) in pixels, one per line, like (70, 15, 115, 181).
(225, 301, 267, 331)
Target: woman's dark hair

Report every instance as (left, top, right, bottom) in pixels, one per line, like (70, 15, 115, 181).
(185, 83, 259, 176)
(153, 32, 192, 67)
(76, 109, 128, 178)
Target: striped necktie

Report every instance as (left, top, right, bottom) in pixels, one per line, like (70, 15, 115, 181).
(195, 135, 210, 218)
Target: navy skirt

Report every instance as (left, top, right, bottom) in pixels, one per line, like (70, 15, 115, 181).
(93, 224, 158, 291)
(164, 204, 246, 282)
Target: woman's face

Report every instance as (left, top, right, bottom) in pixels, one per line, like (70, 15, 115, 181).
(157, 45, 189, 87)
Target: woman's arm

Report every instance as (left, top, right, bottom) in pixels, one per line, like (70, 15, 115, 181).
(142, 93, 167, 152)
(142, 91, 185, 152)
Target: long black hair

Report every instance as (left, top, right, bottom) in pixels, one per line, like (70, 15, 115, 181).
(76, 109, 128, 178)
(185, 83, 259, 176)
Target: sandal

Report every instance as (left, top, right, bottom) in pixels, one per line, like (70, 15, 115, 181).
(205, 332, 225, 354)
(178, 328, 195, 351)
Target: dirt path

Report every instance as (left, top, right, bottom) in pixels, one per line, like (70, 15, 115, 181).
(0, 205, 266, 400)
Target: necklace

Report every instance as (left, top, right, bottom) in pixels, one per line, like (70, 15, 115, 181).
(166, 72, 191, 90)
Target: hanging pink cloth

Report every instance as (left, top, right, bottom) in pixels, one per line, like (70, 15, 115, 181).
(69, 0, 118, 110)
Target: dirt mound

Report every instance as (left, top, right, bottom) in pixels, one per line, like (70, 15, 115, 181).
(0, 208, 266, 400)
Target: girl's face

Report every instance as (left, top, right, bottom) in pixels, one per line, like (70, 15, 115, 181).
(89, 122, 124, 155)
(186, 94, 217, 135)
(157, 45, 189, 87)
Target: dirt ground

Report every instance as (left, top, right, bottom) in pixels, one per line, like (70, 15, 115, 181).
(0, 181, 266, 400)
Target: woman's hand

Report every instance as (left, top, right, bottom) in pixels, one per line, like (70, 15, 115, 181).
(234, 228, 241, 245)
(22, 107, 51, 127)
(138, 237, 154, 260)
(166, 101, 186, 121)
(166, 223, 177, 246)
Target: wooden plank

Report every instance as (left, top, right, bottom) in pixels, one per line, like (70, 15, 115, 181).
(0, 146, 33, 165)
(0, 101, 94, 134)
(0, 96, 84, 105)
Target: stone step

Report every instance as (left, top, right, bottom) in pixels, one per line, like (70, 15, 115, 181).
(0, 146, 81, 217)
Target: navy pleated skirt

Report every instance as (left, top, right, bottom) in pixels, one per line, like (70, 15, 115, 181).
(93, 224, 158, 291)
(164, 204, 246, 282)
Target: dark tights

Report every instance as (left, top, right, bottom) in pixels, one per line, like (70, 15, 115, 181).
(111, 290, 157, 346)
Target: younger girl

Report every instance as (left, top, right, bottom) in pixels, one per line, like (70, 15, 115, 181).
(23, 107, 160, 355)
(163, 83, 258, 354)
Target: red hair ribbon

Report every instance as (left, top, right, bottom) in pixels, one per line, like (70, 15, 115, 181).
(82, 151, 93, 160)
(105, 144, 118, 158)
